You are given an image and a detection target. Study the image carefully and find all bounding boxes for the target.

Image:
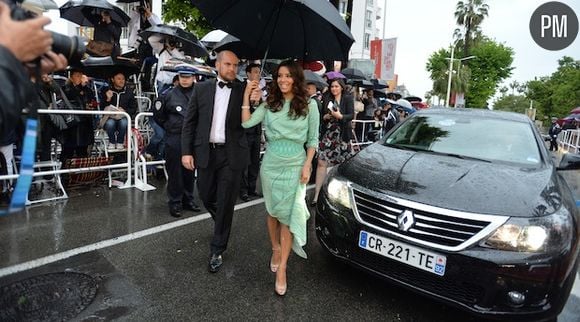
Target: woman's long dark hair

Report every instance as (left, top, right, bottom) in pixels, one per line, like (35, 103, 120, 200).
(266, 60, 309, 119)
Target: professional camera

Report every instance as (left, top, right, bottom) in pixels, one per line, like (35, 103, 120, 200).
(8, 0, 86, 64)
(137, 6, 145, 15)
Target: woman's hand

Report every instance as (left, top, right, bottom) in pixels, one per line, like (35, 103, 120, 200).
(331, 109, 343, 120)
(244, 80, 259, 99)
(300, 163, 311, 184)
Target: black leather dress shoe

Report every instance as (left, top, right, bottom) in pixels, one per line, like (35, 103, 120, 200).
(183, 201, 201, 212)
(169, 206, 182, 218)
(208, 254, 223, 273)
(240, 194, 250, 202)
(248, 191, 262, 198)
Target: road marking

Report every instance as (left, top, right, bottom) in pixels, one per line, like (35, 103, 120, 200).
(0, 198, 268, 278)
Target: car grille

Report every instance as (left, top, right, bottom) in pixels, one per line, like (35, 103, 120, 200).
(351, 248, 485, 305)
(351, 187, 508, 251)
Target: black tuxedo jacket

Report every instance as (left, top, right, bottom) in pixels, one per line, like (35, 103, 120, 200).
(181, 79, 250, 170)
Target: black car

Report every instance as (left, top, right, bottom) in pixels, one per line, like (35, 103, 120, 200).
(315, 108, 579, 321)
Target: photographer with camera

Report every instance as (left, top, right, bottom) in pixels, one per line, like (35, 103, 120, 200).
(0, 0, 68, 213)
(149, 34, 185, 94)
(0, 1, 67, 134)
(128, 1, 160, 50)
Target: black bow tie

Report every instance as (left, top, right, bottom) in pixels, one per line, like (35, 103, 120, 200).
(218, 81, 233, 89)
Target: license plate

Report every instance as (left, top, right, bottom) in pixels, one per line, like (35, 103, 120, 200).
(358, 230, 447, 276)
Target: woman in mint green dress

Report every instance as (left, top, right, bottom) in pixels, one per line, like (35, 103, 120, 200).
(241, 60, 319, 296)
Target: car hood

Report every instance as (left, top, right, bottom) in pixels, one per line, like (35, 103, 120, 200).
(338, 144, 563, 217)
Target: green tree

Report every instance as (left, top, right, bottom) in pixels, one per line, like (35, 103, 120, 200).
(465, 38, 514, 107)
(454, 0, 489, 56)
(528, 56, 580, 121)
(163, 0, 212, 37)
(493, 94, 530, 113)
(427, 38, 513, 108)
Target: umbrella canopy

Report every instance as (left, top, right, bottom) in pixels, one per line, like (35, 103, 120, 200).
(22, 0, 58, 12)
(213, 34, 264, 59)
(60, 0, 130, 27)
(404, 96, 423, 103)
(325, 71, 346, 80)
(200, 29, 229, 48)
(341, 67, 367, 80)
(78, 56, 140, 80)
(371, 79, 388, 90)
(161, 59, 217, 78)
(348, 79, 373, 89)
(192, 0, 354, 61)
(140, 24, 208, 58)
(304, 70, 327, 90)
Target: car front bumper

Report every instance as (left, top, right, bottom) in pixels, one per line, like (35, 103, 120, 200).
(315, 192, 579, 321)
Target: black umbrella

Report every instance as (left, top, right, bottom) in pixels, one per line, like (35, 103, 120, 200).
(60, 0, 130, 27)
(213, 34, 264, 60)
(78, 56, 141, 80)
(304, 70, 326, 90)
(341, 67, 367, 80)
(140, 24, 208, 58)
(371, 78, 389, 90)
(192, 0, 354, 61)
(348, 79, 373, 89)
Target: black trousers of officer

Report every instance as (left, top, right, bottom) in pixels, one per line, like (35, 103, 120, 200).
(197, 145, 242, 255)
(240, 133, 261, 195)
(549, 137, 558, 151)
(165, 133, 194, 208)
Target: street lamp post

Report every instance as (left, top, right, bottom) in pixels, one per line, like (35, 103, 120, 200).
(445, 52, 476, 107)
(445, 44, 455, 107)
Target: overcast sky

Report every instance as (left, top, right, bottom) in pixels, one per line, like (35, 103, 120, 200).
(377, 0, 579, 103)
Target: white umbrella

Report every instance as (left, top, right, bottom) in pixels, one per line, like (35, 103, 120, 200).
(22, 0, 58, 12)
(200, 29, 229, 48)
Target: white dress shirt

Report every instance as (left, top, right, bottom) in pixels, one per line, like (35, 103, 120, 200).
(128, 10, 161, 49)
(209, 77, 232, 143)
(149, 35, 185, 85)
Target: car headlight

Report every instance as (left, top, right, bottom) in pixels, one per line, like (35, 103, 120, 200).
(482, 208, 574, 253)
(326, 177, 352, 209)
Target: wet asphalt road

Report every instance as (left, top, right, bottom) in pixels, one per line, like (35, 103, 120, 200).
(0, 155, 579, 321)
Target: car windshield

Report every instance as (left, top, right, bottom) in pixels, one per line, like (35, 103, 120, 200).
(384, 114, 542, 166)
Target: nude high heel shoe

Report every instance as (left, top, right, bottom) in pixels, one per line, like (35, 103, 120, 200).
(274, 266, 287, 296)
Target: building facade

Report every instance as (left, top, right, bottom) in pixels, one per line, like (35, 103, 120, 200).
(341, 0, 383, 60)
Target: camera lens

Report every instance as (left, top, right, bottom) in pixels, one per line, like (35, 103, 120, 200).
(50, 32, 86, 64)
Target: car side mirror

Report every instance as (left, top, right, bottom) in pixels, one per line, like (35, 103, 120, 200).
(557, 153, 580, 171)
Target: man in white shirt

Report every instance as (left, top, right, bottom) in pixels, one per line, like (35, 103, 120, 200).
(149, 35, 185, 95)
(181, 50, 251, 273)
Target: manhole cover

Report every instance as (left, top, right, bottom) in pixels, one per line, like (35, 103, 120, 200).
(0, 272, 98, 322)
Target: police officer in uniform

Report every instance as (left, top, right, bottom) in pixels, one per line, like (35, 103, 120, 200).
(153, 63, 201, 217)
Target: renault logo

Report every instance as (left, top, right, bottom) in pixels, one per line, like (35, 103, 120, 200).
(397, 209, 415, 232)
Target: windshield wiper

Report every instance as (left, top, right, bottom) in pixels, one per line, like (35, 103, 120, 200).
(428, 151, 492, 163)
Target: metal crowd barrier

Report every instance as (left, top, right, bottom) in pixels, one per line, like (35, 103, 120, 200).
(351, 119, 379, 150)
(133, 112, 167, 191)
(0, 109, 133, 203)
(559, 129, 580, 153)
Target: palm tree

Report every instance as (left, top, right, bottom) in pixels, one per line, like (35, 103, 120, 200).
(454, 0, 489, 56)
(500, 86, 508, 97)
(509, 80, 519, 96)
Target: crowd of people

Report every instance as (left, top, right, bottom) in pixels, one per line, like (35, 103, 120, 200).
(0, 0, 411, 297)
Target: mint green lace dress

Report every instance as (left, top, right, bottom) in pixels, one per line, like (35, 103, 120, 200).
(242, 99, 320, 258)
